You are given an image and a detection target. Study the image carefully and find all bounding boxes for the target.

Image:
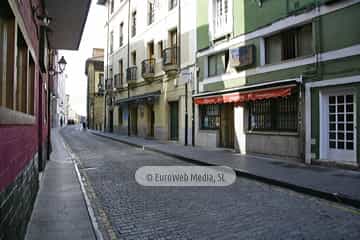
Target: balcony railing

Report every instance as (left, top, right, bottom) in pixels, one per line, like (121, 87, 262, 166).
(141, 58, 155, 80)
(126, 66, 137, 85)
(162, 47, 178, 73)
(114, 73, 123, 89)
(105, 78, 113, 90)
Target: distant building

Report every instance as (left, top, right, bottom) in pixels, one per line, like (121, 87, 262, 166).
(50, 60, 67, 128)
(85, 48, 105, 131)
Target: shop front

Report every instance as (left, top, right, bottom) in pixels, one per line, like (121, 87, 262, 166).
(195, 85, 302, 159)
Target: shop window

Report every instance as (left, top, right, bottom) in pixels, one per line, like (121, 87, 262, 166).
(248, 95, 298, 132)
(28, 55, 35, 115)
(199, 104, 220, 130)
(208, 51, 229, 77)
(0, 5, 15, 109)
(16, 27, 28, 113)
(265, 24, 313, 64)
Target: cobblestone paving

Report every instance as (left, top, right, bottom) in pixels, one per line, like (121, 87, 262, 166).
(61, 127, 360, 240)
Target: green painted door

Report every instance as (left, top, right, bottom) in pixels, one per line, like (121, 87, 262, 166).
(169, 101, 179, 140)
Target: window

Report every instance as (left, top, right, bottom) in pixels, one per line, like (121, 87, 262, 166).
(169, 0, 177, 10)
(131, 11, 136, 37)
(169, 29, 177, 47)
(199, 105, 220, 130)
(28, 56, 35, 115)
(110, 0, 114, 14)
(213, 0, 230, 38)
(0, 7, 15, 109)
(265, 24, 313, 64)
(248, 95, 298, 132)
(148, 2, 155, 25)
(110, 31, 114, 54)
(119, 22, 123, 47)
(208, 51, 229, 77)
(131, 51, 136, 66)
(158, 41, 163, 58)
(16, 28, 27, 113)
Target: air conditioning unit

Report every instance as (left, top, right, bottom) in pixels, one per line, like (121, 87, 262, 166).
(229, 45, 255, 69)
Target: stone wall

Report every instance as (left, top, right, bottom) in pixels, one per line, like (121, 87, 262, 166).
(0, 155, 39, 240)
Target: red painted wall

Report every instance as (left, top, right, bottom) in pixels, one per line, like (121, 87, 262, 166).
(0, 0, 49, 192)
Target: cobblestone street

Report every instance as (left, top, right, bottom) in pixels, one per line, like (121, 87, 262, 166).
(61, 126, 360, 240)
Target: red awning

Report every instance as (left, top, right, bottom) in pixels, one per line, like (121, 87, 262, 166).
(195, 86, 294, 105)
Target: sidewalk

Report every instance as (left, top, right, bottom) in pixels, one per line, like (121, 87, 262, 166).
(90, 130, 360, 209)
(26, 129, 97, 240)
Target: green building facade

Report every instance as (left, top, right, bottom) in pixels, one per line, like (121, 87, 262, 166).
(194, 0, 360, 167)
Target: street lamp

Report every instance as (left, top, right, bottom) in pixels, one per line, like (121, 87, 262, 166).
(49, 56, 67, 76)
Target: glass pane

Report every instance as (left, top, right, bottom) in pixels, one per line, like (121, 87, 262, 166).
(346, 95, 353, 103)
(329, 96, 336, 104)
(337, 114, 344, 122)
(329, 132, 336, 140)
(347, 132, 354, 141)
(329, 106, 336, 113)
(329, 141, 336, 149)
(298, 24, 313, 57)
(338, 124, 344, 131)
(346, 142, 354, 150)
(346, 104, 354, 113)
(337, 105, 344, 113)
(265, 34, 282, 64)
(346, 114, 354, 122)
(337, 95, 344, 104)
(338, 141, 344, 149)
(346, 124, 354, 131)
(329, 123, 336, 131)
(208, 55, 217, 77)
(337, 132, 344, 140)
(329, 115, 336, 122)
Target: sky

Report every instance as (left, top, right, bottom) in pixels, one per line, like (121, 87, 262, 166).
(59, 1, 106, 117)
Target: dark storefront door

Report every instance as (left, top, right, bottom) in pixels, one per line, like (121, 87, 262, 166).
(169, 101, 179, 141)
(220, 104, 234, 148)
(130, 107, 138, 136)
(149, 106, 155, 137)
(109, 110, 114, 133)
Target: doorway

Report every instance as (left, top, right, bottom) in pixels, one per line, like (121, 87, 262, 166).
(130, 106, 138, 136)
(169, 101, 179, 141)
(321, 90, 357, 163)
(148, 105, 155, 137)
(109, 110, 114, 133)
(220, 104, 235, 148)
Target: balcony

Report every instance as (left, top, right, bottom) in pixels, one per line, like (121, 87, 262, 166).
(162, 47, 178, 73)
(114, 73, 123, 89)
(105, 78, 113, 91)
(141, 59, 155, 81)
(126, 66, 137, 86)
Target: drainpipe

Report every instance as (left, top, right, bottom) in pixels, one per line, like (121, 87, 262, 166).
(104, 1, 110, 132)
(178, 0, 188, 146)
(127, 0, 131, 136)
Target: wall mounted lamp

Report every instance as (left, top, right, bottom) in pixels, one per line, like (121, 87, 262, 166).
(49, 56, 67, 76)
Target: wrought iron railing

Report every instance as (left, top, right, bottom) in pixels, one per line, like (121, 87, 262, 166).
(126, 66, 137, 82)
(114, 73, 123, 88)
(141, 59, 155, 77)
(162, 47, 178, 66)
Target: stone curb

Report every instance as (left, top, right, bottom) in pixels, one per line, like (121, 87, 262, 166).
(90, 131, 360, 210)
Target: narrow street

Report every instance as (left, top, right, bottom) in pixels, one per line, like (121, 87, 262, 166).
(61, 126, 360, 240)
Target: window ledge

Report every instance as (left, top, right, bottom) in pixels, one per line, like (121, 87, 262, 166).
(0, 107, 36, 125)
(246, 130, 299, 137)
